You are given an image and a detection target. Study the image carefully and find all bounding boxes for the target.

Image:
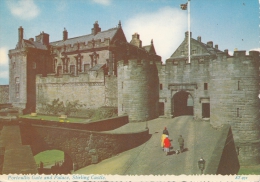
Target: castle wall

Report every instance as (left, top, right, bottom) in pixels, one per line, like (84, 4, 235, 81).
(0, 85, 9, 104)
(36, 69, 107, 115)
(158, 51, 260, 165)
(118, 59, 159, 122)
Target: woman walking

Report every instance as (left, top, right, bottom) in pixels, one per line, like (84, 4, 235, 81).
(163, 135, 171, 156)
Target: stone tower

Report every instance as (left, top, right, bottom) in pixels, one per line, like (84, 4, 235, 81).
(210, 51, 260, 165)
(118, 59, 159, 122)
(8, 27, 51, 113)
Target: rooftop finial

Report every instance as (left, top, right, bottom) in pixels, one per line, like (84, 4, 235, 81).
(151, 39, 153, 45)
(118, 20, 122, 28)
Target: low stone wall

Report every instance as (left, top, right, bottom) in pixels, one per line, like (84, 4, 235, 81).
(20, 123, 150, 171)
(20, 115, 128, 131)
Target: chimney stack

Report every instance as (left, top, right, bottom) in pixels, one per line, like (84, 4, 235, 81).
(215, 44, 218, 49)
(207, 41, 213, 48)
(224, 49, 229, 55)
(130, 33, 142, 48)
(18, 26, 23, 43)
(63, 28, 68, 41)
(197, 36, 201, 42)
(35, 31, 49, 45)
(91, 21, 101, 35)
(185, 31, 192, 38)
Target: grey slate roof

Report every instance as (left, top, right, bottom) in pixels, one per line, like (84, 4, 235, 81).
(50, 28, 118, 47)
(170, 37, 223, 58)
(22, 39, 48, 50)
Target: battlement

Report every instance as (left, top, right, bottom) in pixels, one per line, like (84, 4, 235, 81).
(165, 50, 259, 68)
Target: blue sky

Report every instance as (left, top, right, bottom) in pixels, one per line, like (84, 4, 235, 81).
(0, 0, 259, 85)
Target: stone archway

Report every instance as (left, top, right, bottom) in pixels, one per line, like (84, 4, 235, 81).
(172, 91, 194, 117)
(34, 150, 73, 174)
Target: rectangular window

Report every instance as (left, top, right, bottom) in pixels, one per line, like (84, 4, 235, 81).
(122, 82, 123, 89)
(160, 84, 163, 90)
(238, 81, 240, 90)
(204, 83, 208, 90)
(192, 50, 196, 55)
(237, 108, 239, 117)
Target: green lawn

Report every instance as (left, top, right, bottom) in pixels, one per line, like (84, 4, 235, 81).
(238, 165, 260, 175)
(20, 114, 86, 123)
(34, 150, 64, 167)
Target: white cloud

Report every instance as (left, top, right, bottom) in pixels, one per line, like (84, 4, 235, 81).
(92, 0, 111, 6)
(124, 7, 187, 62)
(0, 47, 9, 66)
(7, 0, 40, 20)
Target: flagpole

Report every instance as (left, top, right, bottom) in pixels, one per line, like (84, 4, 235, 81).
(188, 0, 191, 63)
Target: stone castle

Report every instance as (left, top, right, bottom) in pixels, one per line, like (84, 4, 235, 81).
(7, 21, 260, 165)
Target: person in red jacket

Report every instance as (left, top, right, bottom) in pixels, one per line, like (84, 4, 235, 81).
(163, 135, 171, 156)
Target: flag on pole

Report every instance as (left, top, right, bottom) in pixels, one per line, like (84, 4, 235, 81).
(180, 3, 187, 10)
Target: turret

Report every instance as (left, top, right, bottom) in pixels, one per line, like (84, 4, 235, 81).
(117, 59, 159, 122)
